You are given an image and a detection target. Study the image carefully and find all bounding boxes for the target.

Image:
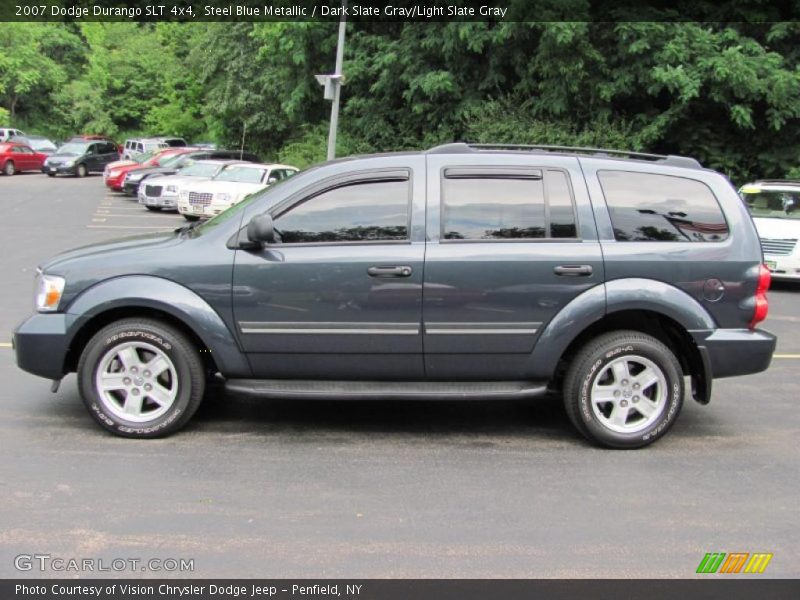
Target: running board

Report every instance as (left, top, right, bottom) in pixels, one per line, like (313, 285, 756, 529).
(224, 379, 549, 401)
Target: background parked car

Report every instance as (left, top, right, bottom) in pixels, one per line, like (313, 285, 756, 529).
(115, 147, 197, 194)
(0, 142, 47, 175)
(0, 128, 25, 142)
(138, 159, 246, 211)
(43, 140, 119, 177)
(177, 162, 298, 220)
(739, 180, 800, 280)
(123, 149, 261, 195)
(25, 135, 58, 155)
(104, 147, 186, 191)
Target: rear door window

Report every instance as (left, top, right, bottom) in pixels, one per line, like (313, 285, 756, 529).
(598, 171, 729, 242)
(441, 168, 578, 240)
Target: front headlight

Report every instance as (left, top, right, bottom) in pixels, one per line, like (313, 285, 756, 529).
(35, 274, 66, 312)
(165, 185, 178, 194)
(109, 169, 120, 177)
(128, 173, 143, 182)
(179, 190, 189, 200)
(216, 193, 231, 202)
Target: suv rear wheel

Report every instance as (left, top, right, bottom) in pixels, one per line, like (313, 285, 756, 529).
(563, 330, 683, 449)
(77, 318, 205, 437)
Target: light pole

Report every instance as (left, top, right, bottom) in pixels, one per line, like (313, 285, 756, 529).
(316, 0, 347, 160)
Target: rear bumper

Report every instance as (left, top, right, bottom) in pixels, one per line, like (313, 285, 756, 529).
(13, 313, 72, 380)
(692, 328, 776, 379)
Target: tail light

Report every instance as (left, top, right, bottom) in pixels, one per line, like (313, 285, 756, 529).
(749, 264, 771, 329)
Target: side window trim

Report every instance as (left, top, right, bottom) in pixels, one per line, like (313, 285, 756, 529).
(439, 165, 580, 243)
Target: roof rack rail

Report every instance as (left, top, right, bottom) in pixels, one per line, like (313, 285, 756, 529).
(753, 179, 800, 185)
(427, 142, 702, 169)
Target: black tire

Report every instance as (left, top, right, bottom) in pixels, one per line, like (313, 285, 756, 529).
(145, 206, 162, 212)
(4, 161, 15, 176)
(77, 318, 206, 438)
(183, 214, 200, 221)
(47, 172, 56, 177)
(563, 330, 684, 449)
(75, 163, 87, 177)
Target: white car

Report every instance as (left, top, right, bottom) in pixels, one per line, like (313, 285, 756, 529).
(0, 128, 24, 142)
(739, 180, 800, 280)
(177, 163, 298, 220)
(137, 159, 243, 211)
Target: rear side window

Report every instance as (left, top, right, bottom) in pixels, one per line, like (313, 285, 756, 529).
(441, 168, 578, 240)
(275, 178, 410, 244)
(598, 171, 729, 242)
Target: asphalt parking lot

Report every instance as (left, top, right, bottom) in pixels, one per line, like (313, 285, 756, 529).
(0, 172, 798, 579)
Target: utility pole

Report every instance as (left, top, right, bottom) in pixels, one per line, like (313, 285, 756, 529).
(316, 0, 347, 161)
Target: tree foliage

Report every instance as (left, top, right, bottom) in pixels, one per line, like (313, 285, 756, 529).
(1, 20, 799, 184)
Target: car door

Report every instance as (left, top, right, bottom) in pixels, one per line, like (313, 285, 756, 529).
(422, 153, 604, 380)
(232, 159, 426, 379)
(12, 146, 34, 170)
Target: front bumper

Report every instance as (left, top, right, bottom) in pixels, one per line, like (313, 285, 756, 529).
(692, 328, 777, 379)
(104, 174, 125, 190)
(139, 192, 178, 209)
(43, 164, 77, 176)
(764, 253, 800, 280)
(123, 181, 142, 196)
(13, 313, 73, 380)
(177, 201, 230, 219)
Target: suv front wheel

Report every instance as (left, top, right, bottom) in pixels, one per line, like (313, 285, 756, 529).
(77, 318, 205, 437)
(563, 330, 684, 449)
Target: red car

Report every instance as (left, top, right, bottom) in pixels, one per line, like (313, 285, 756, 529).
(0, 142, 47, 175)
(103, 147, 194, 191)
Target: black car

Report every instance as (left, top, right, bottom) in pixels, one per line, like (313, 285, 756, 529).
(121, 149, 261, 195)
(14, 143, 776, 447)
(42, 140, 119, 177)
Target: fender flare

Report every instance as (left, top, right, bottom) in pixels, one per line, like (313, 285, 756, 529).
(528, 278, 715, 380)
(65, 275, 251, 377)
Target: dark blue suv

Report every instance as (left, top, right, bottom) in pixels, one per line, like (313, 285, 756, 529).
(13, 143, 776, 447)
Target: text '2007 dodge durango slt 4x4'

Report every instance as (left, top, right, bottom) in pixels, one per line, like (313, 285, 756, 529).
(14, 143, 776, 448)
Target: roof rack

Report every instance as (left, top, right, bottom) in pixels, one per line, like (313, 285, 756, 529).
(753, 179, 800, 185)
(427, 142, 702, 169)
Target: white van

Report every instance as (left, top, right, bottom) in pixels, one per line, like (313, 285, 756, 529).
(0, 128, 25, 142)
(739, 180, 800, 280)
(122, 138, 169, 160)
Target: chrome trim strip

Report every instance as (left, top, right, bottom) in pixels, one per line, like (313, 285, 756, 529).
(239, 322, 420, 335)
(425, 322, 540, 335)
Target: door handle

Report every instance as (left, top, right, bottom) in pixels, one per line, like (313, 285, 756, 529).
(367, 265, 413, 278)
(554, 265, 593, 276)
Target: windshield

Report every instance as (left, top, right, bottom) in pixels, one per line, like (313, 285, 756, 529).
(134, 150, 156, 164)
(159, 153, 188, 169)
(55, 142, 88, 155)
(742, 189, 800, 220)
(214, 165, 266, 183)
(179, 162, 221, 177)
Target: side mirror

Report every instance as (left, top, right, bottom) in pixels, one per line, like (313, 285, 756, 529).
(246, 213, 275, 246)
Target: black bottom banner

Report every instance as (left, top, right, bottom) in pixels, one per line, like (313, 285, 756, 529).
(2, 579, 799, 600)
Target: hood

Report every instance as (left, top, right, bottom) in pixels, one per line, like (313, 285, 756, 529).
(133, 166, 179, 178)
(186, 180, 267, 196)
(144, 174, 210, 187)
(106, 159, 137, 171)
(753, 217, 800, 239)
(41, 231, 181, 273)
